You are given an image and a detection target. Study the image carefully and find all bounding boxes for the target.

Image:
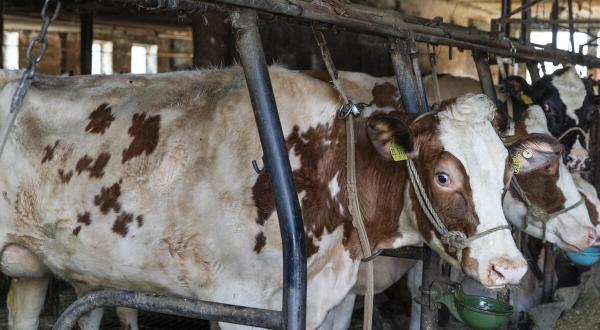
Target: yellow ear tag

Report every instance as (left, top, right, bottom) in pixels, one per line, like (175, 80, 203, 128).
(511, 153, 521, 175)
(520, 93, 533, 105)
(390, 138, 408, 161)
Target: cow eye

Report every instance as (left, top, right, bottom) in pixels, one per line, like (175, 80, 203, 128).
(436, 172, 450, 186)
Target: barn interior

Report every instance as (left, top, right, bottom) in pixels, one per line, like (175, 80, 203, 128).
(3, 0, 600, 329)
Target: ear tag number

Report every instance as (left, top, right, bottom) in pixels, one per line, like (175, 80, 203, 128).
(520, 93, 533, 105)
(511, 153, 521, 175)
(390, 138, 408, 161)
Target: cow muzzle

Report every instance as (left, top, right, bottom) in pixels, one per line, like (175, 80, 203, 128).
(484, 257, 528, 287)
(565, 147, 591, 172)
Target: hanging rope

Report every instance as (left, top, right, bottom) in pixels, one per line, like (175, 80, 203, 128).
(313, 27, 374, 330)
(557, 126, 591, 150)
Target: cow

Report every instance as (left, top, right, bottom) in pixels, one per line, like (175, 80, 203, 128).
(504, 67, 600, 171)
(303, 70, 596, 330)
(0, 66, 556, 330)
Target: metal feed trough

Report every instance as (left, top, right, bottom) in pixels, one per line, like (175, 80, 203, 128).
(11, 0, 597, 329)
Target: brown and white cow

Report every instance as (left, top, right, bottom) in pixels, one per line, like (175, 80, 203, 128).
(0, 67, 551, 330)
(308, 71, 596, 330)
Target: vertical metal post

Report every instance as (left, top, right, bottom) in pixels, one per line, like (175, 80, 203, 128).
(551, 0, 559, 50)
(567, 0, 575, 52)
(473, 51, 497, 101)
(389, 39, 422, 114)
(526, 61, 541, 82)
(420, 247, 440, 330)
(520, 0, 529, 44)
(542, 243, 555, 302)
(231, 9, 306, 330)
(501, 0, 511, 37)
(80, 10, 93, 75)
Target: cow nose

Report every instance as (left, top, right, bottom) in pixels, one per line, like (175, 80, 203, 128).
(488, 257, 527, 286)
(585, 229, 597, 247)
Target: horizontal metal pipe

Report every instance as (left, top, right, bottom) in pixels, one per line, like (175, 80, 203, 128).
(380, 246, 423, 259)
(52, 291, 282, 330)
(144, 0, 600, 67)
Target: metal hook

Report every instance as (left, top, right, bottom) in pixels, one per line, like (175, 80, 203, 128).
(252, 159, 264, 174)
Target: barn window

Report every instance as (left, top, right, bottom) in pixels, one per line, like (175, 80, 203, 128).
(131, 44, 158, 74)
(92, 40, 113, 75)
(3, 31, 19, 70)
(528, 31, 591, 80)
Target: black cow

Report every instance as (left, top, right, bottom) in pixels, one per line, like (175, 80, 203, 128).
(504, 67, 600, 171)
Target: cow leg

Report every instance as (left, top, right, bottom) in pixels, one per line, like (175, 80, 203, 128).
(77, 308, 104, 330)
(1, 244, 49, 330)
(116, 307, 139, 330)
(7, 277, 49, 330)
(209, 321, 221, 330)
(316, 293, 356, 330)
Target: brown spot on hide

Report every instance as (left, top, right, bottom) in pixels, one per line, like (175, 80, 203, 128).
(41, 140, 59, 163)
(254, 232, 266, 253)
(113, 212, 133, 237)
(461, 248, 479, 278)
(58, 169, 73, 183)
(72, 226, 82, 236)
(94, 183, 121, 214)
(136, 215, 144, 227)
(122, 113, 160, 163)
(582, 193, 599, 226)
(371, 82, 402, 110)
(76, 153, 111, 178)
(85, 103, 115, 134)
(77, 212, 91, 226)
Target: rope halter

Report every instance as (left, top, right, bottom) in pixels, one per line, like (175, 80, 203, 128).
(510, 176, 583, 242)
(404, 153, 511, 255)
(557, 126, 591, 151)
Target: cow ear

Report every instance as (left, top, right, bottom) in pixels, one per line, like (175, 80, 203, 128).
(366, 113, 416, 161)
(504, 133, 563, 174)
(504, 76, 532, 100)
(492, 109, 510, 132)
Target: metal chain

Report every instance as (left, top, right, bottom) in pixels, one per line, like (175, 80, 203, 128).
(0, 0, 61, 159)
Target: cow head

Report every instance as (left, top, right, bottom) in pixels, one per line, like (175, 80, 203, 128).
(505, 67, 599, 171)
(503, 105, 597, 251)
(365, 94, 559, 287)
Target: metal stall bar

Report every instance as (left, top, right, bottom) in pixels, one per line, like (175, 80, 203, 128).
(79, 9, 93, 75)
(231, 9, 306, 330)
(473, 52, 498, 100)
(110, 0, 600, 67)
(526, 61, 541, 82)
(389, 38, 440, 329)
(501, 0, 511, 37)
(53, 291, 282, 329)
(389, 39, 421, 114)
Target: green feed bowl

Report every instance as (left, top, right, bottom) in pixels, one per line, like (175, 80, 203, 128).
(456, 295, 513, 330)
(440, 293, 513, 330)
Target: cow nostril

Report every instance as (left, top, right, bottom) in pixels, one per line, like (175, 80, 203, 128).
(490, 264, 506, 282)
(567, 156, 575, 163)
(588, 231, 597, 245)
(584, 158, 592, 170)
